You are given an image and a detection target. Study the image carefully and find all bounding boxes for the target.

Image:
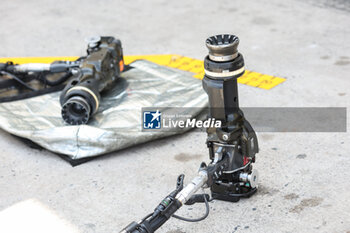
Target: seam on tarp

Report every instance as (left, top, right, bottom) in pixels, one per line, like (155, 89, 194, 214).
(74, 127, 81, 159)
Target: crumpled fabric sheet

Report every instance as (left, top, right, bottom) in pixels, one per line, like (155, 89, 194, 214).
(0, 60, 208, 160)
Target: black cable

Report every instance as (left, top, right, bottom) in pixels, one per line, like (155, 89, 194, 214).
(141, 213, 153, 222)
(76, 56, 86, 62)
(172, 194, 210, 222)
(0, 71, 36, 91)
(175, 174, 184, 192)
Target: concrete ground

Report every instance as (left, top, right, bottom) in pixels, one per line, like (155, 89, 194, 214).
(0, 0, 349, 232)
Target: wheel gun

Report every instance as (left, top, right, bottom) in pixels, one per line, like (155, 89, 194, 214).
(0, 36, 124, 125)
(60, 36, 124, 125)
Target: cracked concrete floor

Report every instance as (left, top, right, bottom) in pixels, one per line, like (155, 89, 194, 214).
(0, 0, 349, 232)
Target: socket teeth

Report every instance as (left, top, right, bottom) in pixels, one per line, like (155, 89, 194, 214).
(206, 34, 240, 61)
(206, 34, 239, 47)
(61, 96, 91, 125)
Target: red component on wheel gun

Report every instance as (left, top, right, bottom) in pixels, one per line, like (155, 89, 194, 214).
(243, 156, 250, 165)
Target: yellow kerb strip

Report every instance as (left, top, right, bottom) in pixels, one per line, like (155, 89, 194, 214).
(0, 54, 286, 90)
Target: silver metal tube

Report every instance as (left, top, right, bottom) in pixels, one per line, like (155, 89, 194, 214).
(175, 170, 208, 205)
(14, 63, 51, 72)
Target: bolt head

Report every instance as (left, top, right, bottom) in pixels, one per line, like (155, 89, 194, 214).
(222, 134, 229, 141)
